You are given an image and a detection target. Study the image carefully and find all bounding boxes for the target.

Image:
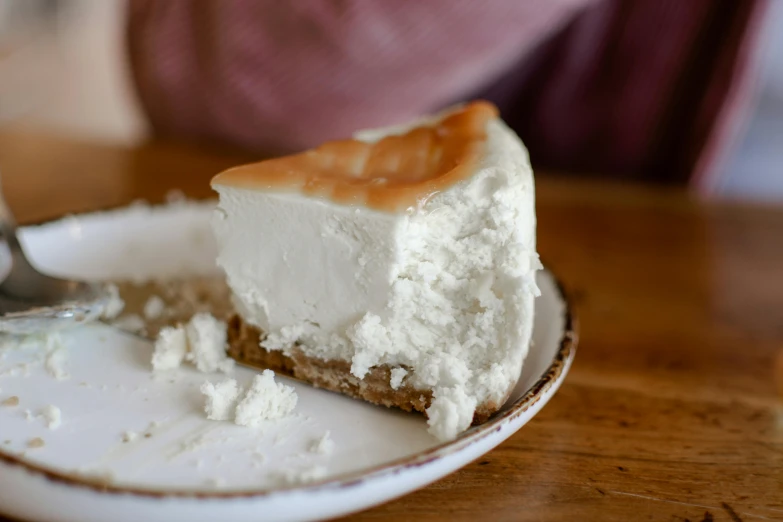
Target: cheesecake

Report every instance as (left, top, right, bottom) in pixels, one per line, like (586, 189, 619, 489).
(211, 101, 541, 441)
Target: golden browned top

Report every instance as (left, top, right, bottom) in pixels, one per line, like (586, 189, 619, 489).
(211, 101, 499, 212)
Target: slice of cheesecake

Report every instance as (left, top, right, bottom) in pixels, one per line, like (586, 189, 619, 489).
(211, 101, 541, 441)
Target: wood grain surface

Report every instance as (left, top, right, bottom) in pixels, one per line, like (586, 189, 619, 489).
(0, 131, 781, 521)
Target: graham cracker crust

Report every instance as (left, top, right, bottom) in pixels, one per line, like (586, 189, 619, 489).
(112, 276, 233, 337)
(226, 314, 504, 425)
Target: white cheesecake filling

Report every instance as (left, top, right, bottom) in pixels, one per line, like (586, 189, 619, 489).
(213, 118, 540, 441)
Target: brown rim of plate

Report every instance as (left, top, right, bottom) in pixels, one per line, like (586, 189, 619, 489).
(0, 216, 578, 500)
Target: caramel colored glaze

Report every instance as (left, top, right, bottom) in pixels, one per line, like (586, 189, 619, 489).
(211, 101, 499, 213)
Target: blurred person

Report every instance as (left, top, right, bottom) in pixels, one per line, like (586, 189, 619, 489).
(127, 0, 769, 195)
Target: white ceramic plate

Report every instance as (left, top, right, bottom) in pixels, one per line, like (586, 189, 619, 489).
(0, 202, 577, 522)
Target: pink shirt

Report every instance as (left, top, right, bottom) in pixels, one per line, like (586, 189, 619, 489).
(127, 0, 766, 185)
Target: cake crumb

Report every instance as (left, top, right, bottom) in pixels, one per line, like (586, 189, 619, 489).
(23, 409, 35, 421)
(122, 431, 139, 443)
(27, 437, 45, 449)
(310, 431, 334, 455)
(150, 313, 233, 374)
(45, 340, 70, 380)
(1, 396, 19, 407)
(113, 314, 146, 334)
(185, 313, 233, 374)
(426, 387, 477, 442)
(390, 368, 408, 390)
(201, 379, 241, 421)
(151, 326, 188, 371)
(234, 370, 298, 427)
(143, 295, 166, 320)
(41, 405, 62, 430)
(102, 284, 125, 319)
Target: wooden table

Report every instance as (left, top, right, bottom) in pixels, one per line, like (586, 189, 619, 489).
(1, 131, 781, 521)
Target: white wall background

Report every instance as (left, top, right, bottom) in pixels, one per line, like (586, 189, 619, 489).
(711, 0, 783, 202)
(0, 0, 146, 145)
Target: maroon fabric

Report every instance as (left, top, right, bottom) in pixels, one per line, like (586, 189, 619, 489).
(127, 0, 764, 183)
(482, 0, 764, 183)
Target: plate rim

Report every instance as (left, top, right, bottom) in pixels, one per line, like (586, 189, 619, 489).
(0, 207, 578, 500)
